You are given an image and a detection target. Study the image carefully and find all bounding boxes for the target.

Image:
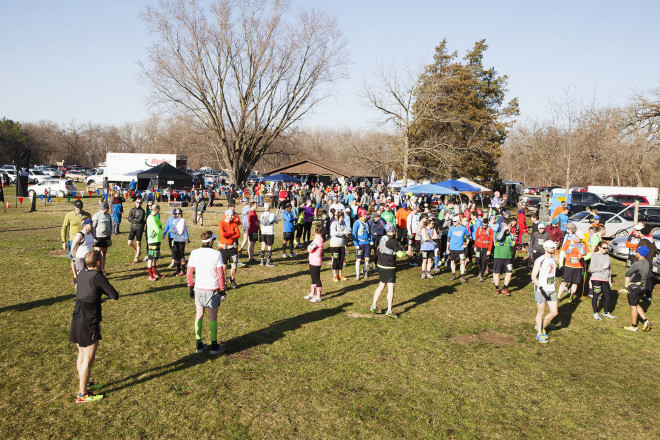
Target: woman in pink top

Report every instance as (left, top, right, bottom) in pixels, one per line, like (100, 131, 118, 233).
(305, 223, 325, 303)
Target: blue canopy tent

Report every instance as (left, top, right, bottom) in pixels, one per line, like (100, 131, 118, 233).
(259, 173, 302, 183)
(434, 179, 481, 193)
(402, 183, 459, 195)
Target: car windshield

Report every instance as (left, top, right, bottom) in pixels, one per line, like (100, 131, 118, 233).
(32, 170, 46, 175)
(569, 212, 591, 221)
(653, 231, 660, 240)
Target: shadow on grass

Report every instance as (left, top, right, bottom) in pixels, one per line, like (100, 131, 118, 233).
(103, 302, 352, 394)
(393, 284, 455, 316)
(549, 298, 581, 330)
(0, 293, 75, 313)
(238, 267, 310, 288)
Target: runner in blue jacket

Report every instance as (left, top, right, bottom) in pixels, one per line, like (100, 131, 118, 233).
(281, 203, 297, 258)
(352, 211, 373, 280)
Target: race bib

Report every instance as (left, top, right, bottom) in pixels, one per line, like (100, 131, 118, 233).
(357, 249, 363, 257)
(547, 277, 555, 285)
(537, 239, 545, 245)
(570, 257, 579, 264)
(333, 253, 339, 259)
(459, 253, 465, 260)
(507, 264, 513, 272)
(475, 251, 480, 258)
(593, 285, 602, 294)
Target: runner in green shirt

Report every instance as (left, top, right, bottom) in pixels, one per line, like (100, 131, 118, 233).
(146, 204, 165, 281)
(380, 206, 395, 225)
(493, 221, 516, 296)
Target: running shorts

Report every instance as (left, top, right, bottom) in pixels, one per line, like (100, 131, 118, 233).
(94, 236, 112, 248)
(220, 247, 239, 265)
(562, 266, 582, 285)
(378, 267, 396, 284)
(627, 285, 643, 306)
(261, 234, 275, 246)
(172, 241, 186, 261)
(147, 243, 161, 260)
(492, 258, 513, 274)
(449, 250, 466, 262)
(534, 287, 557, 303)
(283, 232, 294, 241)
(195, 288, 220, 309)
(69, 321, 101, 347)
(309, 264, 322, 286)
(248, 232, 259, 242)
(128, 226, 144, 241)
(355, 244, 370, 259)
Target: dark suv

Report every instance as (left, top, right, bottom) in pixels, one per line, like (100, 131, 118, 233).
(569, 191, 624, 215)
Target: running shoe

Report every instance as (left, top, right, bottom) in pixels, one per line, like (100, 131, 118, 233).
(143, 256, 148, 262)
(363, 271, 369, 278)
(339, 276, 348, 281)
(450, 273, 457, 281)
(502, 287, 510, 296)
(167, 262, 176, 269)
(432, 267, 441, 273)
(556, 292, 565, 301)
(289, 252, 297, 257)
(196, 341, 208, 353)
(265, 261, 275, 267)
(460, 277, 467, 284)
(426, 273, 434, 279)
(355, 275, 361, 281)
(303, 294, 314, 300)
(175, 272, 185, 277)
(332, 276, 339, 282)
(603, 312, 617, 320)
(593, 313, 602, 321)
(76, 393, 103, 403)
(86, 382, 103, 392)
(494, 288, 500, 296)
(385, 310, 398, 319)
(409, 262, 419, 267)
(421, 273, 426, 279)
(623, 326, 639, 332)
(71, 278, 77, 285)
(541, 329, 549, 339)
(536, 334, 548, 344)
(310, 297, 322, 303)
(148, 275, 157, 281)
(478, 275, 484, 283)
(642, 321, 652, 332)
(282, 252, 288, 259)
(230, 279, 237, 289)
(133, 258, 139, 263)
(237, 261, 246, 267)
(209, 343, 225, 355)
(370, 305, 382, 314)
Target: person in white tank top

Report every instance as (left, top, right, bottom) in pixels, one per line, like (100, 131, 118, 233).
(71, 218, 95, 276)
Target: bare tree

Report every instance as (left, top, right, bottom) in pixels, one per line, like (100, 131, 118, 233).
(140, 0, 348, 184)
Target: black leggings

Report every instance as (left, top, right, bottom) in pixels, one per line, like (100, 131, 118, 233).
(172, 241, 186, 262)
(331, 246, 346, 270)
(302, 222, 312, 242)
(475, 247, 490, 276)
(309, 264, 322, 286)
(592, 280, 611, 314)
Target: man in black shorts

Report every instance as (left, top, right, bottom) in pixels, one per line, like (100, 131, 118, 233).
(127, 197, 146, 263)
(623, 246, 652, 332)
(371, 223, 409, 318)
(69, 250, 119, 403)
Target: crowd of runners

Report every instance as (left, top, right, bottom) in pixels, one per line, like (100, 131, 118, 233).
(60, 181, 656, 402)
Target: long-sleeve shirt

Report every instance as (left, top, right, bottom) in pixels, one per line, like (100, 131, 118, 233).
(589, 252, 611, 282)
(163, 216, 190, 240)
(92, 211, 112, 238)
(625, 259, 650, 289)
(171, 218, 187, 242)
(72, 268, 119, 325)
(474, 226, 494, 252)
(281, 210, 296, 233)
(352, 219, 372, 246)
(61, 210, 91, 242)
(128, 207, 146, 229)
(146, 214, 164, 244)
(307, 234, 324, 266)
(330, 220, 349, 247)
(218, 220, 241, 247)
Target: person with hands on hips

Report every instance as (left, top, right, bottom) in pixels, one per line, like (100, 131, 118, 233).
(531, 241, 559, 343)
(186, 231, 227, 355)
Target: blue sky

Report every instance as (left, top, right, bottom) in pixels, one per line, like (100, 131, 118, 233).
(1, 0, 658, 129)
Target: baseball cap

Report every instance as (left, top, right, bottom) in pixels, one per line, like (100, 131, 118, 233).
(371, 212, 379, 219)
(503, 210, 510, 216)
(452, 216, 460, 222)
(538, 222, 546, 228)
(551, 217, 559, 225)
(385, 223, 395, 233)
(634, 223, 644, 231)
(543, 241, 556, 250)
(99, 202, 109, 210)
(225, 209, 234, 216)
(175, 208, 182, 214)
(82, 218, 92, 226)
(637, 246, 650, 258)
(73, 200, 83, 208)
(402, 202, 407, 209)
(201, 233, 217, 244)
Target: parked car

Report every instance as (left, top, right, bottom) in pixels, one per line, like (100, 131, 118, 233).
(638, 206, 660, 221)
(603, 194, 650, 206)
(525, 187, 539, 195)
(27, 179, 78, 197)
(65, 170, 89, 182)
(570, 208, 660, 238)
(523, 195, 541, 212)
(569, 191, 625, 216)
(28, 170, 50, 184)
(5, 170, 17, 183)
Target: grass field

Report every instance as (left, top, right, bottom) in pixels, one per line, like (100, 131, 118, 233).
(0, 189, 658, 439)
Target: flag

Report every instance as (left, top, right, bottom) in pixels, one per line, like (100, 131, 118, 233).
(39, 195, 43, 200)
(76, 195, 81, 200)
(47, 195, 52, 203)
(67, 196, 71, 202)
(88, 191, 92, 197)
(16, 149, 30, 198)
(18, 197, 23, 204)
(57, 196, 62, 204)
(96, 189, 100, 195)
